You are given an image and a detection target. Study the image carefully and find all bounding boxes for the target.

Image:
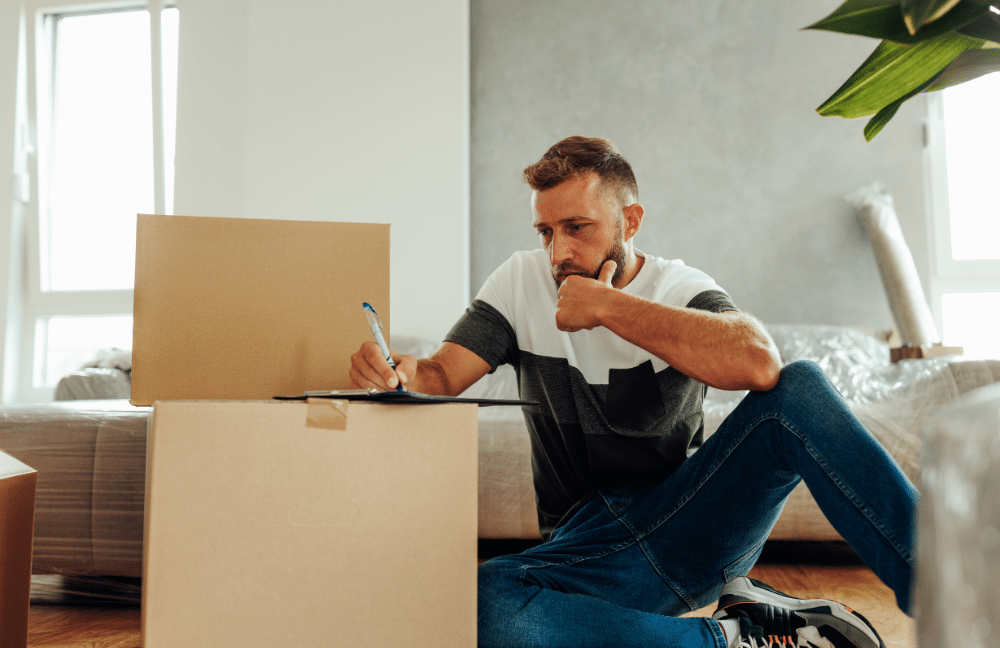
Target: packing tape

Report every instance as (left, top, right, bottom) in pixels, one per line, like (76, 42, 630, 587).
(306, 398, 349, 430)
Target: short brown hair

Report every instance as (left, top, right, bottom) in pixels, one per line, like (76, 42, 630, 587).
(522, 136, 638, 207)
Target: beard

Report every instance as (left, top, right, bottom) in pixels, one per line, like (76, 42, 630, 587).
(552, 235, 628, 288)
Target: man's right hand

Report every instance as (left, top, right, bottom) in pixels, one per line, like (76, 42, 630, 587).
(349, 341, 418, 391)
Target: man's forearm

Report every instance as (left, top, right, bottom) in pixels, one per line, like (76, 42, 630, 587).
(408, 357, 456, 396)
(404, 342, 493, 397)
(596, 291, 781, 391)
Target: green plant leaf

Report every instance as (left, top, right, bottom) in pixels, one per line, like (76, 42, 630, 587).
(901, 0, 963, 34)
(816, 33, 980, 118)
(806, 0, 910, 38)
(924, 47, 1000, 89)
(806, 0, 990, 43)
(957, 10, 1000, 44)
(864, 103, 904, 139)
(863, 70, 944, 139)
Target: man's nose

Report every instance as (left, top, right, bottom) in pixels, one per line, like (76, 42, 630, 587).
(549, 233, 573, 266)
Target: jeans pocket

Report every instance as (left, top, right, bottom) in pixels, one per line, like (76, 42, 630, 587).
(723, 539, 766, 582)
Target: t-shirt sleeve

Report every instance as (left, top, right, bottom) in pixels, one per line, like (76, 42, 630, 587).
(686, 289, 737, 314)
(444, 299, 518, 370)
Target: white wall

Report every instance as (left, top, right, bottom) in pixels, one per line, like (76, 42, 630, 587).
(173, 0, 470, 343)
(0, 2, 23, 402)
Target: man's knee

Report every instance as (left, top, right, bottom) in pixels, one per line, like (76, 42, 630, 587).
(742, 360, 843, 422)
(772, 360, 834, 396)
(777, 359, 823, 382)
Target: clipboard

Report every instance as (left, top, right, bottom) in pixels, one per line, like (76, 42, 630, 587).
(274, 389, 536, 407)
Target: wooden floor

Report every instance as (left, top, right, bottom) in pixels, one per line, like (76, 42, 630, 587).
(26, 542, 914, 648)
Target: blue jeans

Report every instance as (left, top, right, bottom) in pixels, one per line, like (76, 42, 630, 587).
(478, 361, 918, 648)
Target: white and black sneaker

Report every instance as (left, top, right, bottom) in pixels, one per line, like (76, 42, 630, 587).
(712, 577, 885, 648)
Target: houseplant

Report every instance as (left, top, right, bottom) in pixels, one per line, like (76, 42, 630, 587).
(809, 0, 1000, 139)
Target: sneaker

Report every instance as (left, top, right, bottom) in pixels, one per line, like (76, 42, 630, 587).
(713, 577, 885, 648)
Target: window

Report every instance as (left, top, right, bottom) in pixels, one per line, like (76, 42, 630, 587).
(938, 75, 1000, 263)
(940, 292, 1000, 360)
(15, 3, 179, 401)
(926, 74, 1000, 360)
(33, 315, 135, 387)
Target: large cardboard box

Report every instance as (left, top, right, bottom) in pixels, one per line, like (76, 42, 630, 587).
(0, 450, 37, 648)
(142, 400, 478, 647)
(131, 215, 390, 405)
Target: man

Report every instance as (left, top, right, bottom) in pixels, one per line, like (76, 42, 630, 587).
(350, 136, 917, 648)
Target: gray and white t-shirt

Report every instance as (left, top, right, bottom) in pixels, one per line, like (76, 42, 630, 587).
(446, 249, 736, 538)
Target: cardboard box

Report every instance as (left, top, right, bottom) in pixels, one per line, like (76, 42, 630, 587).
(0, 450, 37, 648)
(142, 400, 478, 647)
(131, 215, 390, 405)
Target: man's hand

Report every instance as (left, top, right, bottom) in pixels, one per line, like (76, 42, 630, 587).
(556, 260, 617, 332)
(349, 341, 418, 391)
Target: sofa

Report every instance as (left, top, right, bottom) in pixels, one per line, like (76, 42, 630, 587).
(2, 324, 999, 577)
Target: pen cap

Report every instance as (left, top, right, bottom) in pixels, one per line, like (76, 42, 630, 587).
(362, 303, 380, 328)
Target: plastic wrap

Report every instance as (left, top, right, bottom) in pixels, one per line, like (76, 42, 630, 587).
(0, 400, 148, 577)
(848, 184, 940, 346)
(917, 382, 1000, 648)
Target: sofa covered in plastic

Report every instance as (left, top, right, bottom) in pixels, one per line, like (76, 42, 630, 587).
(2, 324, 998, 576)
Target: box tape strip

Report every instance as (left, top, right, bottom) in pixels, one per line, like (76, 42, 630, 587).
(306, 398, 349, 430)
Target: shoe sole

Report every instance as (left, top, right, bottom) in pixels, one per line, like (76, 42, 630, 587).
(713, 577, 886, 648)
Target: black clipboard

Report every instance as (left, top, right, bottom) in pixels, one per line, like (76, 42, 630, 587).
(274, 389, 536, 407)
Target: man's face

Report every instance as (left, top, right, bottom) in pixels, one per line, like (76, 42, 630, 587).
(532, 173, 628, 287)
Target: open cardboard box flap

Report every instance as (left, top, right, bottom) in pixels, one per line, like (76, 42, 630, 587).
(131, 215, 390, 405)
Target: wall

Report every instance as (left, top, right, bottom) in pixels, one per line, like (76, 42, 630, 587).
(0, 3, 23, 401)
(173, 0, 470, 342)
(0, 0, 940, 402)
(471, 0, 931, 329)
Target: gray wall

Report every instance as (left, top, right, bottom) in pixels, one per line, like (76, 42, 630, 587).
(471, 0, 932, 329)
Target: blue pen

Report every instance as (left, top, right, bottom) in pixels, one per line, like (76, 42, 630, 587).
(362, 303, 405, 392)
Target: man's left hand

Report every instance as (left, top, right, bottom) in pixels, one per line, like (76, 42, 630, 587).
(556, 260, 617, 332)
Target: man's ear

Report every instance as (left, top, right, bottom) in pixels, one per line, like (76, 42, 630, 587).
(623, 203, 644, 241)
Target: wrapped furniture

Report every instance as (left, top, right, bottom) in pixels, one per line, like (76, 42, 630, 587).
(1, 325, 998, 575)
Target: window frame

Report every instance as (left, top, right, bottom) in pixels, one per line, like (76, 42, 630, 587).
(924, 89, 1000, 347)
(15, 0, 174, 402)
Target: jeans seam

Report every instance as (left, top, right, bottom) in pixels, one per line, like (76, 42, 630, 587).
(634, 410, 914, 569)
(602, 492, 700, 611)
(776, 412, 916, 567)
(636, 537, 700, 611)
(707, 617, 727, 648)
(516, 536, 639, 586)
